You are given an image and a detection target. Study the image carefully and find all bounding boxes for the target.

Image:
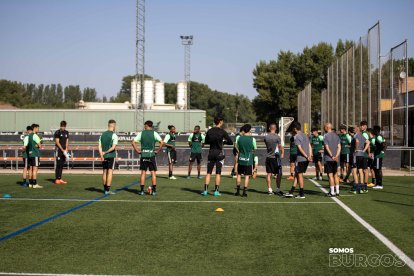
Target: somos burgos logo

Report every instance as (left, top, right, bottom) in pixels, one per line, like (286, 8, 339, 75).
(329, 248, 406, 267)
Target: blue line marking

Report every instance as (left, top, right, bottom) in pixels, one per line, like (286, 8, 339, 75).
(0, 182, 138, 242)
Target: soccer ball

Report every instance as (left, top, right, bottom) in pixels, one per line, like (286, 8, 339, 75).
(147, 186, 152, 195)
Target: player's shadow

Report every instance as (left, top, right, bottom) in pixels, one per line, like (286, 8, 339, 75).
(46, 178, 56, 184)
(124, 187, 139, 194)
(85, 187, 104, 193)
(374, 199, 414, 207)
(181, 187, 202, 195)
(302, 189, 325, 196)
(247, 188, 268, 195)
(374, 190, 414, 197)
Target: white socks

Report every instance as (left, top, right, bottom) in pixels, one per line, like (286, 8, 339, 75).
(330, 186, 336, 195)
(335, 185, 340, 194)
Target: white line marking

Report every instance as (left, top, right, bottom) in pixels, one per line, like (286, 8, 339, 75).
(308, 178, 414, 271)
(0, 198, 335, 204)
(0, 273, 134, 276)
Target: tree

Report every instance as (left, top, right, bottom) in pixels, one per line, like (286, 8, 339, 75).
(83, 87, 97, 102)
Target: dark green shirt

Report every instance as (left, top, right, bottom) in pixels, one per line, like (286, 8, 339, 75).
(164, 132, 176, 152)
(134, 130, 162, 158)
(99, 131, 118, 158)
(290, 136, 297, 155)
(339, 133, 352, 154)
(374, 135, 385, 158)
(237, 135, 257, 166)
(188, 132, 205, 153)
(310, 135, 324, 154)
(24, 133, 41, 158)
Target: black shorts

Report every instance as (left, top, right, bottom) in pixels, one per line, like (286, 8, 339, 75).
(325, 161, 338, 174)
(22, 157, 29, 169)
(373, 157, 383, 170)
(190, 152, 202, 164)
(28, 157, 40, 167)
(367, 158, 374, 169)
(207, 150, 225, 175)
(313, 152, 322, 163)
(168, 150, 177, 164)
(340, 153, 350, 164)
(295, 161, 309, 174)
(237, 164, 253, 176)
(232, 147, 238, 156)
(356, 156, 368, 170)
(289, 154, 297, 163)
(140, 156, 157, 171)
(102, 158, 115, 170)
(266, 157, 282, 174)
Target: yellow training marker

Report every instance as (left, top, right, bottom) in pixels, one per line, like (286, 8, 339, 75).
(215, 208, 224, 212)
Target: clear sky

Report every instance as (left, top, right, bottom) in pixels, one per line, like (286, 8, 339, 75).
(0, 0, 413, 99)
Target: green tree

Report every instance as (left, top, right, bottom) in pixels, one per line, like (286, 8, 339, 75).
(83, 87, 97, 102)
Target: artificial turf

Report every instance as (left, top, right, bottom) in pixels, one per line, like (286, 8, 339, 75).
(0, 173, 413, 275)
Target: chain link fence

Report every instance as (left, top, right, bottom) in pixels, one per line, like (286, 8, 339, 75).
(297, 83, 312, 134)
(322, 22, 410, 146)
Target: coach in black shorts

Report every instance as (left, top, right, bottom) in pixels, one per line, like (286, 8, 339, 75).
(201, 117, 233, 196)
(285, 122, 311, 199)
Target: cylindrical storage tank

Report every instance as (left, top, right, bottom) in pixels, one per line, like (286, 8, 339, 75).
(154, 82, 165, 105)
(130, 79, 141, 108)
(143, 80, 154, 110)
(177, 81, 187, 110)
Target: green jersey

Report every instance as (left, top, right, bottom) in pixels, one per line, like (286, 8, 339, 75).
(134, 130, 162, 158)
(339, 133, 352, 154)
(99, 131, 118, 158)
(374, 135, 385, 158)
(24, 133, 41, 158)
(236, 135, 257, 166)
(370, 137, 376, 156)
(22, 135, 29, 158)
(290, 136, 297, 155)
(164, 132, 176, 152)
(310, 135, 324, 154)
(188, 132, 205, 153)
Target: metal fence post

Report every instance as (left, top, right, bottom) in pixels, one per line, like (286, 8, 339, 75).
(390, 50, 394, 146)
(368, 29, 372, 126)
(360, 37, 363, 123)
(405, 40, 409, 147)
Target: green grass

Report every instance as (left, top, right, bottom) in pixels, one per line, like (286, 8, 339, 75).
(0, 174, 413, 275)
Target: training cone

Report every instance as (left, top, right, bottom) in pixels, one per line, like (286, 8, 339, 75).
(215, 207, 224, 212)
(2, 194, 12, 198)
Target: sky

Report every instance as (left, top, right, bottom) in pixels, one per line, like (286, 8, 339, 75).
(0, 0, 413, 99)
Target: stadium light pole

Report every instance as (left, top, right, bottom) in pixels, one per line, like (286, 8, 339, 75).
(135, 0, 145, 131)
(180, 35, 193, 131)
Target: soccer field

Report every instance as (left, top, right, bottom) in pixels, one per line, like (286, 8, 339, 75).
(0, 174, 413, 275)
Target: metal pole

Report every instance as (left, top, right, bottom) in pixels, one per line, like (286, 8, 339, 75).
(309, 83, 312, 129)
(360, 37, 363, 123)
(336, 59, 339, 129)
(390, 50, 394, 146)
(341, 55, 344, 126)
(378, 22, 382, 126)
(135, 0, 145, 131)
(368, 28, 372, 126)
(405, 40, 409, 146)
(353, 45, 356, 125)
(346, 49, 349, 127)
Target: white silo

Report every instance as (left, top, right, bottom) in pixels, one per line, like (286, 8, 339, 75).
(130, 79, 141, 108)
(154, 82, 165, 105)
(143, 80, 154, 110)
(177, 81, 187, 110)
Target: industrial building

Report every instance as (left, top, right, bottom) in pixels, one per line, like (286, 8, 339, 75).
(0, 109, 205, 133)
(0, 79, 206, 133)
